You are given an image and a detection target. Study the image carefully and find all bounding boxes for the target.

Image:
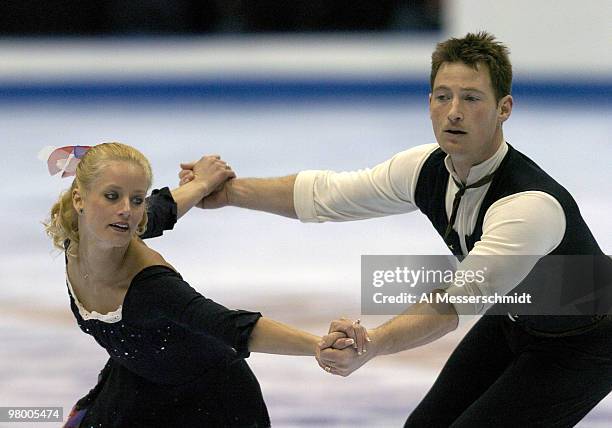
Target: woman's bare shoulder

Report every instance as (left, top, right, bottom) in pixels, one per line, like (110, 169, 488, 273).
(129, 238, 176, 274)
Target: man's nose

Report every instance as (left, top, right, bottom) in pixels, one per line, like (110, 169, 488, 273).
(447, 99, 463, 122)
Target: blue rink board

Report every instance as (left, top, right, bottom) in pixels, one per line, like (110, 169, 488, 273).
(1, 78, 611, 102)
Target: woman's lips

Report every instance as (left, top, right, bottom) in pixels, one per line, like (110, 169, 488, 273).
(109, 223, 130, 232)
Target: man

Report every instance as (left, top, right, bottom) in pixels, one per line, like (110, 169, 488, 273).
(180, 32, 611, 426)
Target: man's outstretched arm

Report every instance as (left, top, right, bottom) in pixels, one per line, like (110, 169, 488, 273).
(179, 160, 297, 218)
(179, 144, 438, 222)
(317, 292, 459, 377)
(216, 176, 298, 219)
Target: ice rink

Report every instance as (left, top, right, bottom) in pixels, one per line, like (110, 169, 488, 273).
(1, 97, 610, 426)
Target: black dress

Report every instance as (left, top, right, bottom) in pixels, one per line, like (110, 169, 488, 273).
(65, 188, 270, 427)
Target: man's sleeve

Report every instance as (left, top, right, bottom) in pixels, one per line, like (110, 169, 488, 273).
(443, 191, 566, 327)
(294, 143, 438, 222)
(141, 187, 178, 239)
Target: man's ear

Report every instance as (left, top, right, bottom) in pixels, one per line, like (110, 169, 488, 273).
(498, 95, 513, 124)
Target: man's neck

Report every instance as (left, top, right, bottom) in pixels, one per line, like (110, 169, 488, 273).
(450, 138, 503, 183)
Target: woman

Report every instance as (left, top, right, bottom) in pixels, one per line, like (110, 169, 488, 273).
(45, 143, 348, 427)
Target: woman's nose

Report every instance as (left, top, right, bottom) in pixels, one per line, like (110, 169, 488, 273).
(118, 198, 131, 217)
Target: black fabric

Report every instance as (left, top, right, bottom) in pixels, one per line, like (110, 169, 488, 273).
(414, 143, 611, 331)
(141, 187, 178, 239)
(66, 189, 270, 426)
(409, 143, 612, 426)
(68, 266, 269, 427)
(414, 148, 463, 256)
(414, 144, 604, 257)
(405, 316, 612, 428)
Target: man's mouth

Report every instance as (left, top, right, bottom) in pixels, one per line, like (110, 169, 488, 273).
(109, 223, 130, 232)
(445, 129, 467, 135)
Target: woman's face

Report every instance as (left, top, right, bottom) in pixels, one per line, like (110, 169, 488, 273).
(75, 161, 148, 248)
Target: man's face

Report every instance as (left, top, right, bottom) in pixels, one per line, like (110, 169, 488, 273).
(74, 161, 148, 248)
(429, 61, 512, 166)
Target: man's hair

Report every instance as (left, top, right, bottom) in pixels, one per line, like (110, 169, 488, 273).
(430, 31, 512, 102)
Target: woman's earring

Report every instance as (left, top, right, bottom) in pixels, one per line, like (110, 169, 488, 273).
(79, 208, 84, 214)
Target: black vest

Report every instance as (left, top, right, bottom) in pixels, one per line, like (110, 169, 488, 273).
(414, 143, 611, 335)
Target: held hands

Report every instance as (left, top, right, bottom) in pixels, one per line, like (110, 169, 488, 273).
(178, 155, 235, 207)
(316, 318, 374, 377)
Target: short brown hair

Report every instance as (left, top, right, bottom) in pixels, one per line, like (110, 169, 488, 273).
(430, 31, 512, 102)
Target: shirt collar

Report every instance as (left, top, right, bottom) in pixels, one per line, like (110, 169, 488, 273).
(444, 141, 508, 186)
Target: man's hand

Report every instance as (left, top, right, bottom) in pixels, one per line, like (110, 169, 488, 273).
(178, 156, 235, 203)
(196, 185, 231, 209)
(315, 329, 375, 377)
(328, 317, 371, 355)
(315, 318, 374, 377)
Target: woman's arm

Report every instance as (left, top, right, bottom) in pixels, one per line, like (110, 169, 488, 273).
(174, 155, 236, 219)
(171, 179, 211, 219)
(141, 156, 235, 239)
(248, 317, 321, 356)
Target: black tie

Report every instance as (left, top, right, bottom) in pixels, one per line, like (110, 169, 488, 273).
(443, 171, 497, 241)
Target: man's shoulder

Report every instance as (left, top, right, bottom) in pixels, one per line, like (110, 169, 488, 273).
(491, 144, 578, 215)
(389, 143, 441, 173)
(393, 143, 439, 160)
(502, 145, 568, 193)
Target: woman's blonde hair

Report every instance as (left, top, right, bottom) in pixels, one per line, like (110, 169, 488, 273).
(44, 142, 153, 255)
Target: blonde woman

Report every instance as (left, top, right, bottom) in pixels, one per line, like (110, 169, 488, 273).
(46, 143, 352, 427)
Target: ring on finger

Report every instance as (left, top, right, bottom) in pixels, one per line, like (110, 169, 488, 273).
(325, 366, 331, 373)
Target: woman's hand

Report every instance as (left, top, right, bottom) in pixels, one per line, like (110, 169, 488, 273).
(315, 321, 376, 377)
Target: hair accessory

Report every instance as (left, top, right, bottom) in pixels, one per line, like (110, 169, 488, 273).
(38, 145, 92, 177)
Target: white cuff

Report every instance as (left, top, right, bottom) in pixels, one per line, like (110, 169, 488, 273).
(294, 170, 322, 223)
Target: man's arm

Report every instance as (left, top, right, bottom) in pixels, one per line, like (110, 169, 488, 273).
(317, 293, 458, 376)
(180, 143, 438, 222)
(369, 292, 459, 356)
(210, 176, 298, 219)
(318, 192, 567, 375)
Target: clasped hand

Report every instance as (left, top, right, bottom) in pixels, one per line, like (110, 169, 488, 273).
(316, 318, 373, 377)
(178, 155, 234, 207)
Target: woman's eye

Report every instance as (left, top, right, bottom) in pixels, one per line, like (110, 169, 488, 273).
(132, 197, 144, 205)
(105, 192, 118, 200)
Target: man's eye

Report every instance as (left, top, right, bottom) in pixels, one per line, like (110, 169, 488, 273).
(465, 96, 479, 102)
(436, 95, 449, 101)
(105, 192, 118, 200)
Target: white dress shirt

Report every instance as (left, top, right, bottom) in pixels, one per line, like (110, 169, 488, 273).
(293, 142, 566, 325)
